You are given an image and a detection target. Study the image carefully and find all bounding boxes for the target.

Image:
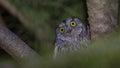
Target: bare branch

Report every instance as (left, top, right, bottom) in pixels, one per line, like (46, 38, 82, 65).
(0, 24, 41, 62)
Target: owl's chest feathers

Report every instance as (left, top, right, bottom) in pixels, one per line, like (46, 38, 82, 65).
(62, 36, 86, 47)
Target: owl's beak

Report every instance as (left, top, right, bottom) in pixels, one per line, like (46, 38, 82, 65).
(66, 29, 72, 34)
(66, 29, 76, 37)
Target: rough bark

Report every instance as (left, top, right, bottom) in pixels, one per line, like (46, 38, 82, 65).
(87, 0, 119, 39)
(0, 23, 41, 62)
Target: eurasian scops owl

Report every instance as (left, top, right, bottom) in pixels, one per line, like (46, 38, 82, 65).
(54, 17, 90, 57)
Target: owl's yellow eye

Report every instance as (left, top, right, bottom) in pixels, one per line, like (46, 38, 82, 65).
(59, 27, 65, 33)
(70, 21, 76, 27)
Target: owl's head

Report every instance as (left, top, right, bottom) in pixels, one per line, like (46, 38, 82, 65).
(56, 17, 88, 41)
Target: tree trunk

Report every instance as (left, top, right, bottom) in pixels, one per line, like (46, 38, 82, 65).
(87, 0, 119, 39)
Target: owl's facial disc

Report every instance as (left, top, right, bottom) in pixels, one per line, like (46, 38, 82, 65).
(64, 20, 83, 37)
(65, 21, 77, 35)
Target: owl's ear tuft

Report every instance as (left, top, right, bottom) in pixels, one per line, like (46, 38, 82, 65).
(55, 23, 60, 32)
(56, 23, 60, 27)
(62, 20, 66, 23)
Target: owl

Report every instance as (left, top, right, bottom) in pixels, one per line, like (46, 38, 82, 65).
(54, 17, 90, 58)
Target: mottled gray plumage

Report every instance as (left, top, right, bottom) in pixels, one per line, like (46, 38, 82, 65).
(54, 17, 90, 57)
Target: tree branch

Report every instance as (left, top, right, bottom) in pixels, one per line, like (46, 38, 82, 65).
(0, 24, 41, 62)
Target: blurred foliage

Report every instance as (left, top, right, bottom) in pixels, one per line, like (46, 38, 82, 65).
(0, 0, 120, 68)
(23, 30, 120, 68)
